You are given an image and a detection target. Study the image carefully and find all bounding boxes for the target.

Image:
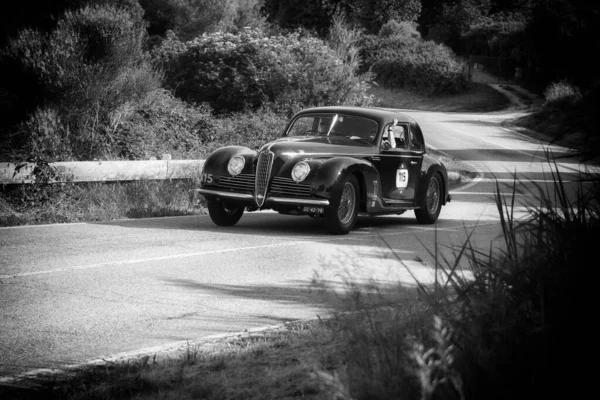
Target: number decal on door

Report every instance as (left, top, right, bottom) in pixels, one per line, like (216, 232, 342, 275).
(396, 169, 408, 188)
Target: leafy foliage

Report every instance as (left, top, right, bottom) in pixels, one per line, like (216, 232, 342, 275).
(1, 2, 161, 161)
(113, 89, 286, 160)
(139, 0, 266, 43)
(361, 24, 467, 95)
(261, 0, 422, 36)
(413, 166, 599, 399)
(154, 28, 373, 114)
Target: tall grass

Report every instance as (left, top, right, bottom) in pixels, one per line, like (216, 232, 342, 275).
(314, 155, 599, 399)
(0, 178, 205, 227)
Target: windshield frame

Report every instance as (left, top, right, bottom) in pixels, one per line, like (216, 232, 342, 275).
(283, 113, 380, 145)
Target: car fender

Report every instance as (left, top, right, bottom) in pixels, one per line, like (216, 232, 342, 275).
(201, 146, 256, 183)
(418, 154, 450, 205)
(308, 157, 380, 209)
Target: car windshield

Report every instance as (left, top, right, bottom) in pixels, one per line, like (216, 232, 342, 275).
(285, 114, 379, 143)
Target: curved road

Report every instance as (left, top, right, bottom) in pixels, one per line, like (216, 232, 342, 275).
(1, 108, 597, 380)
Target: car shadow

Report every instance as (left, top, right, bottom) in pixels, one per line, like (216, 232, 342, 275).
(90, 211, 448, 235)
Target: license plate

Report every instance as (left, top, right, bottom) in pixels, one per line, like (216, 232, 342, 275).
(303, 206, 324, 214)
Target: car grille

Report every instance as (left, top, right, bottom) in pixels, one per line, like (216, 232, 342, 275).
(255, 151, 274, 207)
(218, 174, 255, 192)
(270, 177, 312, 198)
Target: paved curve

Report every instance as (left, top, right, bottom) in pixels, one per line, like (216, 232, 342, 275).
(1, 107, 597, 380)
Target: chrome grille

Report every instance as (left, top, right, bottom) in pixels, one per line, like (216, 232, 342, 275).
(255, 151, 274, 207)
(270, 177, 311, 198)
(218, 174, 255, 192)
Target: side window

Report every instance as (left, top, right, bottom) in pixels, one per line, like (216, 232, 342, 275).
(409, 124, 424, 151)
(393, 125, 407, 149)
(381, 124, 408, 150)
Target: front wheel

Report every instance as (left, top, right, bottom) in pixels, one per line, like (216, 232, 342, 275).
(324, 175, 359, 235)
(415, 173, 443, 224)
(207, 200, 244, 226)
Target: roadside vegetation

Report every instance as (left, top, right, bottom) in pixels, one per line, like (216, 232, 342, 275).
(2, 167, 596, 400)
(505, 80, 600, 162)
(1, 1, 599, 399)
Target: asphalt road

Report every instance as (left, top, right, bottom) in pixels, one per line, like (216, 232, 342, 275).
(1, 108, 597, 381)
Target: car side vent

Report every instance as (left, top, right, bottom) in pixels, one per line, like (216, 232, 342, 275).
(255, 151, 274, 207)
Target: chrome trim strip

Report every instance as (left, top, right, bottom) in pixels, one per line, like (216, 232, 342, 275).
(383, 198, 413, 204)
(274, 152, 423, 158)
(194, 188, 254, 201)
(266, 197, 330, 206)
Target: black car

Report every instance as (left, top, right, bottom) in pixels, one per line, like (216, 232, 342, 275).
(195, 106, 451, 234)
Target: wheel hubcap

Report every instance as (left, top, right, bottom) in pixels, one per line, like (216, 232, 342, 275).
(426, 177, 440, 214)
(338, 182, 356, 224)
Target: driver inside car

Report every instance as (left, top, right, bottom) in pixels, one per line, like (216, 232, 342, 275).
(382, 125, 406, 150)
(317, 118, 332, 135)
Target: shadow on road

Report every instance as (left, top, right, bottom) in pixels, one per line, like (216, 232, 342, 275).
(162, 278, 421, 316)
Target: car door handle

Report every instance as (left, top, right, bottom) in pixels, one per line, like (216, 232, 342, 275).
(410, 161, 418, 166)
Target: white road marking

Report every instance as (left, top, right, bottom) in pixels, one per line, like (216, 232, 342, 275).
(450, 191, 528, 196)
(1, 221, 500, 280)
(0, 214, 209, 230)
(448, 127, 548, 160)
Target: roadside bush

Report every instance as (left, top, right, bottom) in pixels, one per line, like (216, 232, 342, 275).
(358, 21, 467, 95)
(114, 89, 216, 160)
(2, 2, 161, 161)
(114, 89, 287, 160)
(378, 19, 421, 40)
(543, 80, 582, 108)
(358, 21, 421, 73)
(153, 28, 373, 114)
(371, 38, 467, 95)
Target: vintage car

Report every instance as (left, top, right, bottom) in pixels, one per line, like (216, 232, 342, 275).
(195, 106, 451, 234)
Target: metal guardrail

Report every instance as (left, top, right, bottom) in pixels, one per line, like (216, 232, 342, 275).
(0, 159, 205, 184)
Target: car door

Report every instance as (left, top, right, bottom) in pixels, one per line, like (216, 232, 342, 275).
(375, 123, 424, 205)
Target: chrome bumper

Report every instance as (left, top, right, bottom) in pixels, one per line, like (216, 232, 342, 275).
(193, 188, 330, 207)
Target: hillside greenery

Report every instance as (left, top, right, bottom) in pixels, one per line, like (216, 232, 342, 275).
(0, 2, 598, 399)
(2, 0, 597, 163)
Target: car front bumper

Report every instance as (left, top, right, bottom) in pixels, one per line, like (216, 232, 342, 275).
(193, 188, 330, 207)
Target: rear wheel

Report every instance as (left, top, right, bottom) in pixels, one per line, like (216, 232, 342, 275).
(415, 173, 442, 224)
(324, 175, 359, 235)
(207, 200, 244, 226)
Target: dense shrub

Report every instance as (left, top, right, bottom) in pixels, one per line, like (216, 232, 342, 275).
(543, 80, 582, 108)
(1, 2, 161, 161)
(113, 89, 215, 160)
(114, 89, 286, 160)
(369, 36, 467, 95)
(140, 0, 266, 43)
(153, 28, 373, 114)
(378, 19, 421, 40)
(357, 21, 420, 73)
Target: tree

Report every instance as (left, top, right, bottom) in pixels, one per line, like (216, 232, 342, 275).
(139, 0, 265, 42)
(261, 0, 422, 36)
(526, 0, 600, 88)
(1, 1, 160, 160)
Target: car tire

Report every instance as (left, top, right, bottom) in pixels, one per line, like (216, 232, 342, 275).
(415, 172, 442, 224)
(324, 175, 359, 235)
(207, 200, 244, 226)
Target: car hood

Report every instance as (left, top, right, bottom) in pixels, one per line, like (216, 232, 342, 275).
(258, 136, 376, 159)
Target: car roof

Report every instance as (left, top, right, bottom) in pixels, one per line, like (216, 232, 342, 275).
(295, 106, 417, 125)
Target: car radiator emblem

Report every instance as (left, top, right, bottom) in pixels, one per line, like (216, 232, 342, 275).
(255, 151, 274, 207)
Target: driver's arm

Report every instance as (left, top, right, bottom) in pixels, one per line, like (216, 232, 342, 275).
(384, 128, 396, 149)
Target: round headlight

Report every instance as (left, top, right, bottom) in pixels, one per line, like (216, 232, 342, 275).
(227, 155, 245, 176)
(291, 161, 310, 182)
